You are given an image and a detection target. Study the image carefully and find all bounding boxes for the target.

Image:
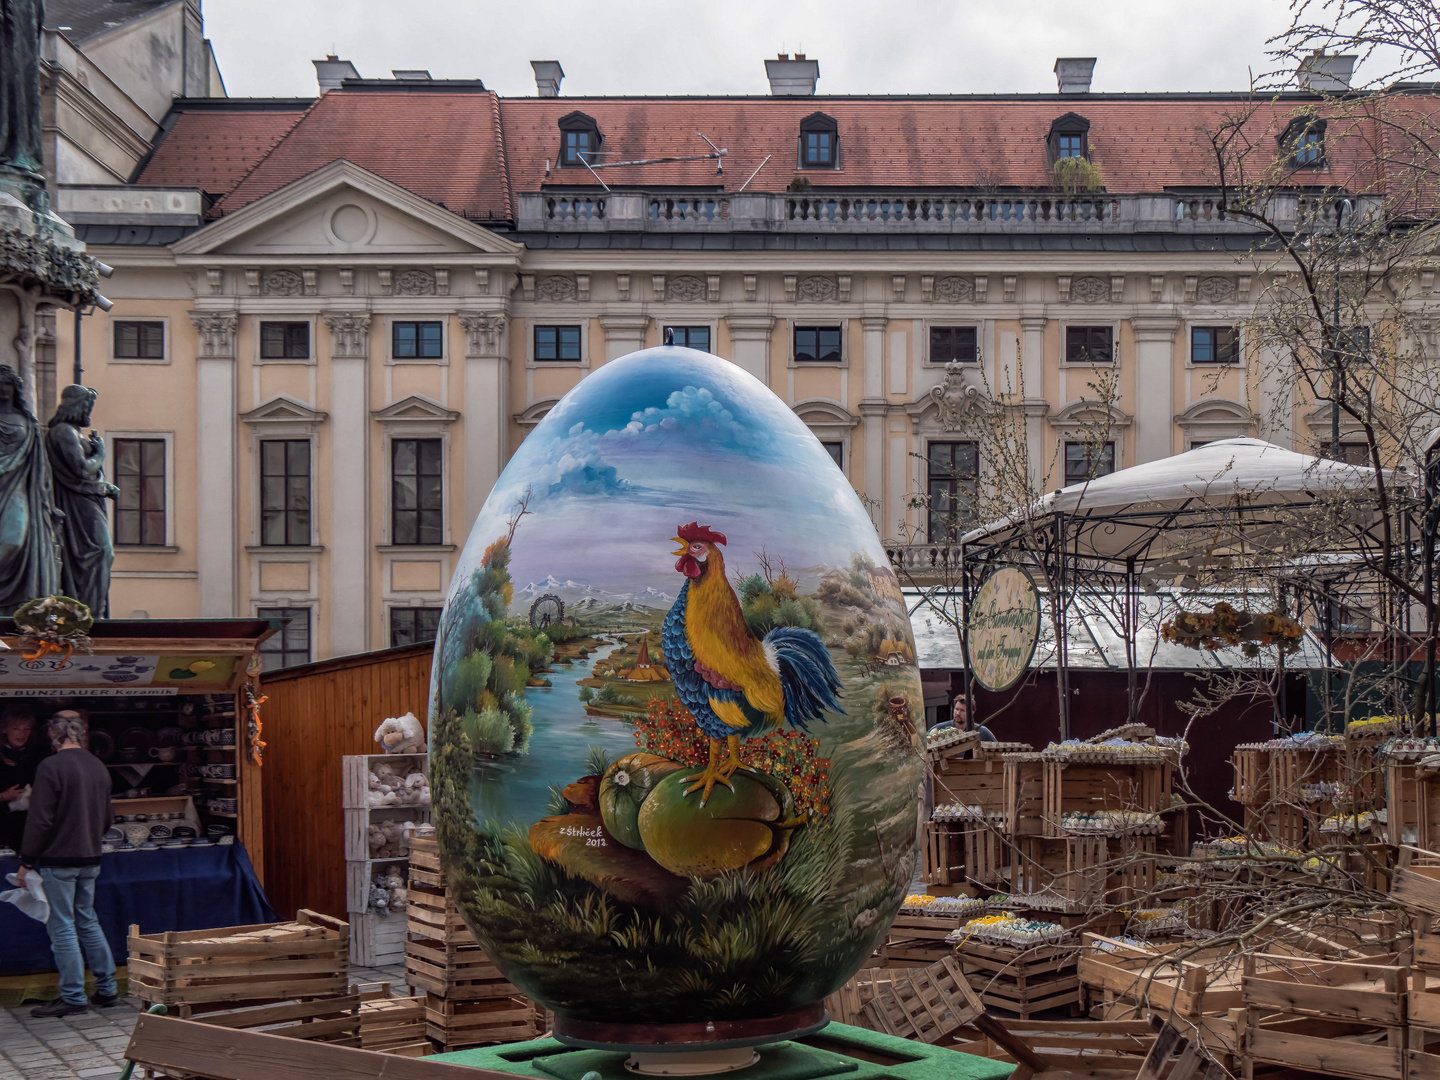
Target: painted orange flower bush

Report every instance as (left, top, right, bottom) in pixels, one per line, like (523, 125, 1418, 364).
(634, 697, 832, 819)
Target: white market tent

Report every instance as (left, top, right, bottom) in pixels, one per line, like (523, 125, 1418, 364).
(959, 437, 1387, 568)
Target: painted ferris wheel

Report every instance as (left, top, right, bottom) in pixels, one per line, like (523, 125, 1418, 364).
(528, 594, 565, 629)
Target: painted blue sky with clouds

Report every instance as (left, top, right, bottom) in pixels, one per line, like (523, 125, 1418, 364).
(450, 347, 885, 605)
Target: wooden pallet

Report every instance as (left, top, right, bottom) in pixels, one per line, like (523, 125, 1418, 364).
(342, 753, 429, 811)
(955, 938, 1080, 1019)
(823, 967, 907, 1026)
(356, 987, 428, 1056)
(351, 912, 408, 968)
(1041, 760, 1170, 838)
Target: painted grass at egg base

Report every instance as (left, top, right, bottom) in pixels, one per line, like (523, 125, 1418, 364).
(428, 665, 921, 1022)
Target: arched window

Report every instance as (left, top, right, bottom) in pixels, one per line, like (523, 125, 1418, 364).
(798, 112, 839, 169)
(1046, 112, 1090, 165)
(558, 111, 602, 167)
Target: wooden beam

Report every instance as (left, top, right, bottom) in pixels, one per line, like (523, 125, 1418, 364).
(123, 1014, 517, 1080)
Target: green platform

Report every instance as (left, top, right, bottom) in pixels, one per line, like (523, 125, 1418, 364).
(433, 1023, 1015, 1080)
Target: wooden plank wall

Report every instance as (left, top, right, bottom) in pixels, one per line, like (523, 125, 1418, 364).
(259, 644, 434, 919)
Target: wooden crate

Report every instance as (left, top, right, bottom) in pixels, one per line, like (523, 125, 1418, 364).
(1386, 761, 1421, 846)
(921, 820, 1007, 887)
(1013, 834, 1106, 911)
(932, 752, 1008, 817)
(824, 967, 907, 1026)
(424, 994, 540, 1051)
(1041, 760, 1170, 837)
(342, 753, 429, 811)
(127, 910, 358, 1045)
(406, 938, 520, 1001)
(1002, 754, 1045, 837)
(350, 911, 407, 967)
(1079, 934, 1244, 1019)
(1231, 747, 1271, 807)
(954, 938, 1079, 1019)
(343, 807, 432, 863)
(354, 984, 428, 1056)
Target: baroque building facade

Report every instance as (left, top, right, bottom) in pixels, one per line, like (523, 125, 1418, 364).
(56, 56, 1420, 665)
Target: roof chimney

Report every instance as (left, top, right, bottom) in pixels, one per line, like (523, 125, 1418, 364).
(765, 53, 819, 96)
(531, 60, 564, 97)
(1297, 52, 1357, 91)
(392, 69, 432, 80)
(1054, 57, 1096, 94)
(313, 55, 360, 93)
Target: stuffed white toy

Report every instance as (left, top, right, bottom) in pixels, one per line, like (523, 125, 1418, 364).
(374, 712, 425, 754)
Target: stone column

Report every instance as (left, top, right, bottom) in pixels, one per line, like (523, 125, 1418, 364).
(858, 316, 890, 532)
(459, 313, 508, 530)
(323, 311, 371, 656)
(1131, 317, 1180, 464)
(1019, 317, 1049, 487)
(191, 311, 239, 617)
(723, 315, 775, 383)
(599, 315, 650, 362)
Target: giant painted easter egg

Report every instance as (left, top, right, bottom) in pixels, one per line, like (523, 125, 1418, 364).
(428, 346, 923, 1048)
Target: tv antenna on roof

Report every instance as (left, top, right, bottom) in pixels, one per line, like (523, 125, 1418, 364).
(575, 131, 728, 191)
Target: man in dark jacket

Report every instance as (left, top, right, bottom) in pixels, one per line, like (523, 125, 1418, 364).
(18, 710, 118, 1017)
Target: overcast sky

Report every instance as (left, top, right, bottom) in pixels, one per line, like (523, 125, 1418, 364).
(202, 0, 1359, 100)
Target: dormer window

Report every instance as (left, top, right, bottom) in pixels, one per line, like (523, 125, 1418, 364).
(558, 111, 602, 167)
(1278, 115, 1327, 168)
(1046, 112, 1090, 165)
(799, 112, 838, 169)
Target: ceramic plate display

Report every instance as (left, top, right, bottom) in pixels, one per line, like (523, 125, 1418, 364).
(88, 730, 114, 761)
(149, 825, 172, 840)
(190, 838, 214, 847)
(119, 727, 154, 754)
(428, 346, 923, 1047)
(122, 823, 151, 846)
(102, 827, 123, 843)
(161, 840, 189, 849)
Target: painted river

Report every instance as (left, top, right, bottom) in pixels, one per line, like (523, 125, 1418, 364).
(467, 640, 639, 828)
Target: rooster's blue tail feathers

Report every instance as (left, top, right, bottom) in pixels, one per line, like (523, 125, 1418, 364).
(766, 625, 845, 732)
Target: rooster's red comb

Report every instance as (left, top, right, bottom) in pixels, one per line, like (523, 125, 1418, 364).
(677, 522, 726, 546)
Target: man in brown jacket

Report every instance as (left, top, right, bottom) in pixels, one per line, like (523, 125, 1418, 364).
(18, 710, 118, 1017)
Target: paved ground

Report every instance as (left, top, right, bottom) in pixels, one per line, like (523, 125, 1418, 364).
(0, 964, 407, 1080)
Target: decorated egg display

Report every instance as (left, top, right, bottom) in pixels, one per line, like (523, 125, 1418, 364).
(428, 346, 923, 1046)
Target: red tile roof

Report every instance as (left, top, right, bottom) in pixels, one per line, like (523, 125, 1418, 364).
(498, 96, 1386, 196)
(213, 91, 512, 221)
(137, 90, 1440, 223)
(135, 106, 308, 197)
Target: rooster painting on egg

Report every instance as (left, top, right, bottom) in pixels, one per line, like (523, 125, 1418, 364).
(427, 345, 923, 1045)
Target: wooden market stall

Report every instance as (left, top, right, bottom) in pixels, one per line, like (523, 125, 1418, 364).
(258, 642, 432, 921)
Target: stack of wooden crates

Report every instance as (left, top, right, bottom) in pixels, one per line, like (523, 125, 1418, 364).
(407, 830, 543, 1051)
(354, 981, 428, 1057)
(128, 910, 360, 1052)
(342, 752, 432, 966)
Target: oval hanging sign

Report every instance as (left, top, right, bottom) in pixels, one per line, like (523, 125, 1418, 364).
(968, 566, 1041, 692)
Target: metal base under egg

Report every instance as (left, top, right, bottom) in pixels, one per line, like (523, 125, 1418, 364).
(554, 1004, 828, 1056)
(624, 1048, 761, 1075)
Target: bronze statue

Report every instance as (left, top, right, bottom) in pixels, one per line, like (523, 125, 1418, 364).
(47, 385, 115, 616)
(0, 365, 59, 611)
(0, 0, 47, 188)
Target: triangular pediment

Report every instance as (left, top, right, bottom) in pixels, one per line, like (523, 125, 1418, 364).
(241, 394, 328, 425)
(172, 160, 522, 259)
(371, 395, 460, 424)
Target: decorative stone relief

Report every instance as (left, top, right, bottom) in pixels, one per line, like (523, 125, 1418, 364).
(1003, 275, 1017, 303)
(933, 276, 973, 304)
(189, 312, 238, 358)
(652, 274, 666, 301)
(665, 275, 706, 302)
(302, 268, 317, 296)
(339, 268, 354, 295)
(974, 275, 988, 303)
(838, 275, 852, 303)
(616, 273, 631, 301)
(891, 275, 906, 302)
(378, 268, 393, 292)
(1196, 276, 1236, 303)
(707, 274, 720, 303)
(1423, 269, 1436, 294)
(928, 362, 984, 432)
(920, 275, 935, 303)
(459, 313, 506, 358)
(797, 275, 838, 302)
(396, 269, 438, 297)
(1150, 275, 1164, 302)
(519, 274, 535, 301)
(1070, 276, 1109, 303)
(1057, 275, 1072, 303)
(475, 268, 490, 294)
(436, 268, 450, 296)
(1238, 275, 1252, 302)
(1110, 275, 1124, 303)
(245, 269, 259, 295)
(323, 312, 372, 359)
(783, 275, 797, 302)
(743, 274, 756, 302)
(262, 269, 304, 296)
(206, 268, 223, 294)
(1183, 276, 1199, 302)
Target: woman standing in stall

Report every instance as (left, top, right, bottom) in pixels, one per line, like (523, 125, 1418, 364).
(0, 706, 39, 851)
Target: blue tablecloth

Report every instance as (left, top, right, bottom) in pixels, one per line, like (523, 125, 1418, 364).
(0, 841, 278, 974)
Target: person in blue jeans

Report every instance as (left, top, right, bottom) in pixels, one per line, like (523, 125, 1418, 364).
(18, 710, 118, 1017)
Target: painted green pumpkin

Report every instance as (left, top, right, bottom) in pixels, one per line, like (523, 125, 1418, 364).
(598, 753, 684, 849)
(637, 769, 798, 879)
